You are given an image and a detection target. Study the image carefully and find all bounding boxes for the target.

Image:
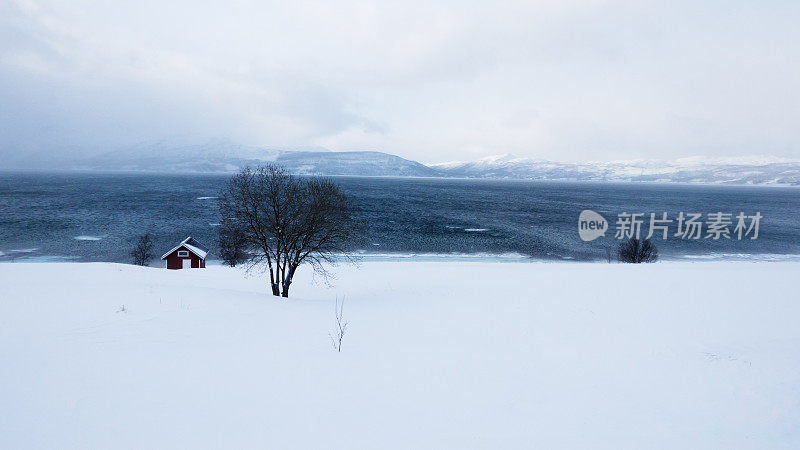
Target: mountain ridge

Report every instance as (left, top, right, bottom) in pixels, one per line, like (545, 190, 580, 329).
(7, 143, 800, 185)
(430, 153, 800, 185)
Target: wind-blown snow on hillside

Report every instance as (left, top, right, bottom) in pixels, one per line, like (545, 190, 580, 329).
(1, 261, 799, 448)
(430, 154, 800, 185)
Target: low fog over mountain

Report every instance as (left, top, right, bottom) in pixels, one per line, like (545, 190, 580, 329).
(10, 143, 800, 185)
(15, 142, 438, 177)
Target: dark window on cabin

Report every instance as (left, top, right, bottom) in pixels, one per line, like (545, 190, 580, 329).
(177, 250, 189, 257)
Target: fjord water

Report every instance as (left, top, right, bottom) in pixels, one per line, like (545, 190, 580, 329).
(1, 172, 799, 263)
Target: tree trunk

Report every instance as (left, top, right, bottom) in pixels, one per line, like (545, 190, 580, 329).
(280, 264, 297, 298)
(281, 282, 290, 297)
(268, 265, 278, 295)
(271, 282, 280, 296)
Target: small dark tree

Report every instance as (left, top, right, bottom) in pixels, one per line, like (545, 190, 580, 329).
(218, 165, 359, 297)
(217, 218, 248, 267)
(617, 237, 659, 263)
(131, 232, 155, 266)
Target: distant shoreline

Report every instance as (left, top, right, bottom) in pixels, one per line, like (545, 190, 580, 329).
(1, 169, 799, 188)
(3, 252, 800, 265)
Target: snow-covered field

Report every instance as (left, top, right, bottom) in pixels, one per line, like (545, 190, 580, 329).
(1, 261, 799, 449)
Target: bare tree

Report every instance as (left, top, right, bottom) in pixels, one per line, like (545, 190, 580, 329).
(216, 218, 248, 267)
(131, 231, 155, 266)
(329, 297, 348, 352)
(617, 237, 659, 263)
(217, 165, 359, 297)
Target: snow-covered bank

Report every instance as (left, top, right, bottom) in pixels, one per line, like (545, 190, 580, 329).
(1, 262, 799, 449)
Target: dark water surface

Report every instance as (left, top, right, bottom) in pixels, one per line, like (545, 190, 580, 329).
(1, 172, 799, 262)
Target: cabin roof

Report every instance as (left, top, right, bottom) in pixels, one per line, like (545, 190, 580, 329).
(161, 237, 209, 260)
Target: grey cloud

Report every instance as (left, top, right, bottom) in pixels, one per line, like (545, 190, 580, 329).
(1, 0, 799, 166)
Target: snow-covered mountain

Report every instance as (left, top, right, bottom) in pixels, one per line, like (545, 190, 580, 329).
(13, 141, 800, 185)
(430, 154, 800, 185)
(275, 151, 440, 177)
(47, 142, 438, 177)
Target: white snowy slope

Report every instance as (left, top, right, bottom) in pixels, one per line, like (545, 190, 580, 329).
(1, 261, 799, 449)
(430, 154, 800, 185)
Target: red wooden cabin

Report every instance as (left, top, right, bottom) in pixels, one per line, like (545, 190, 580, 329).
(161, 237, 209, 269)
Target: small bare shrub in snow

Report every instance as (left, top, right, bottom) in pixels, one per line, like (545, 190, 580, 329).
(329, 297, 348, 352)
(131, 231, 155, 266)
(216, 221, 248, 267)
(617, 237, 659, 263)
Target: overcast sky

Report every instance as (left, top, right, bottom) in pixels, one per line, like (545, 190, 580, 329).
(1, 0, 799, 164)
